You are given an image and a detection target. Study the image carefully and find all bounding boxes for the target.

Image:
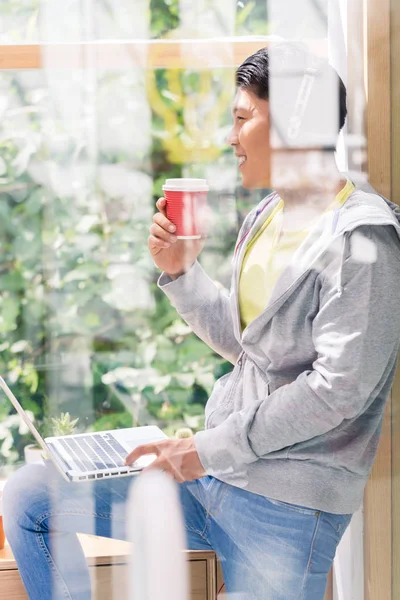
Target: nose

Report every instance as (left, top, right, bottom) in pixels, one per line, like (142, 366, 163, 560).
(226, 126, 238, 146)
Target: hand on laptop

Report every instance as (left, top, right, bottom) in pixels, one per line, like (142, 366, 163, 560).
(124, 437, 206, 483)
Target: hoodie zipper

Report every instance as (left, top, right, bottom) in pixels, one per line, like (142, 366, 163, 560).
(223, 351, 245, 406)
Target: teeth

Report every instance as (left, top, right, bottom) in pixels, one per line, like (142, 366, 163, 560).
(238, 156, 247, 166)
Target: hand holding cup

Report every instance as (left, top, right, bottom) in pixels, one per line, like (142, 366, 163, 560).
(148, 179, 210, 278)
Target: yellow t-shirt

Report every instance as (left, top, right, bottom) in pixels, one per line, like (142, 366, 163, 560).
(239, 180, 355, 329)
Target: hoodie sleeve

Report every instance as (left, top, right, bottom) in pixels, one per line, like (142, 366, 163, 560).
(194, 225, 400, 472)
(158, 260, 242, 365)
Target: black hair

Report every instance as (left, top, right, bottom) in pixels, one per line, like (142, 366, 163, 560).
(236, 43, 347, 137)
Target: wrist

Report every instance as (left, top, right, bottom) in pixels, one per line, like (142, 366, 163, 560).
(167, 262, 195, 280)
(167, 270, 186, 281)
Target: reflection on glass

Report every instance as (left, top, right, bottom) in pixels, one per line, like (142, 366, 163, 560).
(1, 1, 399, 600)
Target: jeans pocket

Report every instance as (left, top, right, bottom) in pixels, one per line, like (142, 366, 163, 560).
(322, 512, 353, 536)
(267, 497, 319, 516)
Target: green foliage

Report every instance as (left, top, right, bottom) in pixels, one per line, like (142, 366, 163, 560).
(236, 0, 270, 36)
(0, 1, 269, 471)
(0, 61, 234, 468)
(150, 0, 180, 38)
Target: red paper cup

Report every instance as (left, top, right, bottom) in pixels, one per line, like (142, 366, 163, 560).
(162, 179, 209, 239)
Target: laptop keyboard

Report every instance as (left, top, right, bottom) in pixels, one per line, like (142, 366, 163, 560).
(58, 433, 129, 472)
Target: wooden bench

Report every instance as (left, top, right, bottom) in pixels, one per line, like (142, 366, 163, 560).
(0, 535, 219, 600)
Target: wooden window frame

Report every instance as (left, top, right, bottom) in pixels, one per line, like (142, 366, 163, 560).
(0, 38, 331, 71)
(0, 38, 278, 70)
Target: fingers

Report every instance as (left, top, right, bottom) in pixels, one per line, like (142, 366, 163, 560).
(150, 214, 177, 246)
(153, 207, 175, 233)
(149, 201, 177, 248)
(148, 234, 170, 251)
(125, 442, 161, 466)
(156, 197, 167, 217)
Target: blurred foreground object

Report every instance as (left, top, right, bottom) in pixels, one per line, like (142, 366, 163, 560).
(128, 470, 189, 600)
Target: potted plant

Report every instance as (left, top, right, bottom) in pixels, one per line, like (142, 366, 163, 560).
(175, 427, 193, 439)
(24, 412, 79, 464)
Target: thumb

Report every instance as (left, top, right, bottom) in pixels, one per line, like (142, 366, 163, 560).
(156, 197, 167, 217)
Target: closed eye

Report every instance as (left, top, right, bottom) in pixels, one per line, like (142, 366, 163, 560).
(236, 116, 246, 121)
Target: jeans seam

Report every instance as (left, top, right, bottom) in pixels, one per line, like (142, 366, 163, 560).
(185, 523, 209, 541)
(299, 511, 322, 600)
(205, 482, 229, 537)
(35, 510, 126, 522)
(33, 509, 128, 599)
(34, 515, 73, 600)
(184, 478, 218, 542)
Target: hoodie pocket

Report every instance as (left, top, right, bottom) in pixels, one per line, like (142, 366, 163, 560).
(205, 353, 245, 428)
(253, 360, 270, 395)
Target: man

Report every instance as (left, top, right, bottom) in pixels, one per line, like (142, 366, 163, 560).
(4, 43, 400, 600)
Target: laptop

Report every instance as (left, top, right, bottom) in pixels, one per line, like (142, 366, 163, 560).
(0, 375, 168, 483)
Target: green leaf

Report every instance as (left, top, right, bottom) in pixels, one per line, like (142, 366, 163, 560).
(24, 188, 44, 216)
(21, 398, 41, 416)
(0, 272, 25, 292)
(0, 296, 19, 333)
(84, 312, 101, 328)
(173, 372, 195, 389)
(91, 411, 133, 432)
(236, 1, 256, 27)
(64, 263, 103, 283)
(42, 228, 59, 245)
(195, 371, 216, 396)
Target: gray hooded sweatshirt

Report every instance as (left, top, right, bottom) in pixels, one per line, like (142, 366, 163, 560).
(158, 186, 400, 514)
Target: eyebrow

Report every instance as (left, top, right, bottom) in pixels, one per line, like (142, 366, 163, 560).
(232, 105, 249, 115)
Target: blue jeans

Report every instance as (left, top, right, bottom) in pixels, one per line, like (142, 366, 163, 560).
(3, 461, 351, 600)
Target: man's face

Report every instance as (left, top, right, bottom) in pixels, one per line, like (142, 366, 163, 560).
(227, 87, 271, 190)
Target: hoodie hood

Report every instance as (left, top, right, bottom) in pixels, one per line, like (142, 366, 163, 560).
(386, 199, 400, 222)
(344, 171, 400, 226)
(333, 181, 400, 298)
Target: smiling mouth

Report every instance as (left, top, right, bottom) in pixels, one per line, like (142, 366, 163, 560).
(238, 156, 247, 168)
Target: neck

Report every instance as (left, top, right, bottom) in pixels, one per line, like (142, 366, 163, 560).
(271, 150, 345, 210)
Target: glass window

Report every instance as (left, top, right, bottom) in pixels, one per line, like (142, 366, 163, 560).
(1, 2, 399, 600)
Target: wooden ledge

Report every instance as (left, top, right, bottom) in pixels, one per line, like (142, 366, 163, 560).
(0, 534, 216, 569)
(0, 38, 327, 70)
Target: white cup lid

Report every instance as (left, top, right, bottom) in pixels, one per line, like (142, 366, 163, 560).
(162, 178, 209, 192)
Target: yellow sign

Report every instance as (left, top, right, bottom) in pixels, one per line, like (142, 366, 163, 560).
(147, 55, 233, 164)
